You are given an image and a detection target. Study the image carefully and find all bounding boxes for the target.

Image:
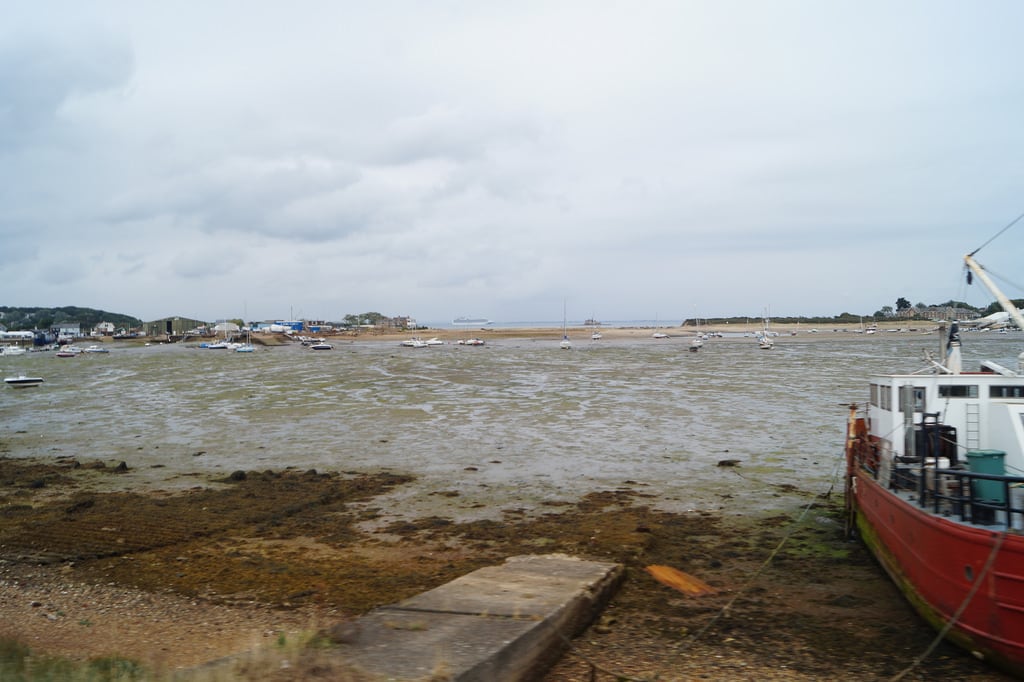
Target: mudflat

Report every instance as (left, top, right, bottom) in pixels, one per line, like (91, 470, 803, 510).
(0, 456, 1011, 681)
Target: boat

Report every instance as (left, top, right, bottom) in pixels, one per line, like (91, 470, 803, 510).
(756, 312, 774, 349)
(559, 301, 571, 349)
(55, 346, 82, 358)
(689, 316, 705, 351)
(844, 245, 1024, 677)
(4, 375, 43, 388)
(401, 338, 427, 348)
(235, 329, 255, 352)
(82, 345, 110, 353)
(459, 338, 485, 346)
(425, 337, 444, 346)
(310, 341, 333, 350)
(0, 345, 27, 356)
(452, 317, 493, 326)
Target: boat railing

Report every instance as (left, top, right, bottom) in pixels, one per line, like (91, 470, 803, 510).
(910, 465, 1024, 530)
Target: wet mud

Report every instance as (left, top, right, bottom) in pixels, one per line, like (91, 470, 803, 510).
(0, 456, 1012, 680)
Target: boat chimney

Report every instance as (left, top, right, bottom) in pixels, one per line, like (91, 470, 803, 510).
(945, 322, 962, 375)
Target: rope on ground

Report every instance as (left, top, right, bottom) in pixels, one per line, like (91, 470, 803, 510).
(683, 456, 845, 646)
(549, 447, 849, 681)
(887, 529, 1008, 682)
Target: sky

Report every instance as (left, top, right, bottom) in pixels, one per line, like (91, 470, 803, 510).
(3, 1, 1024, 325)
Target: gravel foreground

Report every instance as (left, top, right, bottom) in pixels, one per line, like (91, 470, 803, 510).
(0, 456, 1013, 681)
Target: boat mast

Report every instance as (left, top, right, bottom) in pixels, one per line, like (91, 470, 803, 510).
(964, 254, 1024, 332)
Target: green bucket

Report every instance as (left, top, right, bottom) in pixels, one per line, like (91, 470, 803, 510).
(966, 450, 1006, 503)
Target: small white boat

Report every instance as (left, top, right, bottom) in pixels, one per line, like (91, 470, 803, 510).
(689, 337, 703, 352)
(425, 337, 445, 346)
(591, 330, 602, 340)
(0, 346, 28, 356)
(401, 338, 427, 348)
(652, 332, 669, 339)
(459, 338, 485, 346)
(83, 345, 110, 354)
(310, 342, 333, 350)
(559, 300, 572, 349)
(4, 375, 43, 388)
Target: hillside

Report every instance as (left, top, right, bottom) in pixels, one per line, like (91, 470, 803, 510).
(0, 306, 142, 331)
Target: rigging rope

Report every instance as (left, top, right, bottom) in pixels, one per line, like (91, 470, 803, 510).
(888, 529, 1008, 682)
(968, 210, 1024, 258)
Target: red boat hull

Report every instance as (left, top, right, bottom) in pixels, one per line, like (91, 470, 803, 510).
(848, 436, 1024, 676)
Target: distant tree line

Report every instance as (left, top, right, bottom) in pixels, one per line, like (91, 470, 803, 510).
(689, 297, 1024, 327)
(0, 306, 143, 331)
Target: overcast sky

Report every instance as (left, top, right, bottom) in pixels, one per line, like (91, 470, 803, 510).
(3, 1, 1023, 324)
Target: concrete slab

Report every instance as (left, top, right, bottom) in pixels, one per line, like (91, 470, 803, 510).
(327, 553, 623, 681)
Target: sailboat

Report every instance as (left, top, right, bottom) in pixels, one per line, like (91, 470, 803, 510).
(689, 314, 704, 352)
(235, 327, 255, 352)
(560, 301, 572, 349)
(756, 310, 774, 349)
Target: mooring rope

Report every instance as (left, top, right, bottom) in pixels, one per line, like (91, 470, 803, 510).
(552, 448, 849, 681)
(888, 529, 1008, 682)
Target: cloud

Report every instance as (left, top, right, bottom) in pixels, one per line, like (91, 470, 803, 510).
(3, 2, 1024, 323)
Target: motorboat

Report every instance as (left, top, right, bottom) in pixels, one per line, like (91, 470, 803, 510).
(844, 247, 1024, 676)
(4, 375, 43, 388)
(310, 342, 333, 350)
(401, 338, 427, 348)
(425, 337, 445, 346)
(83, 345, 110, 353)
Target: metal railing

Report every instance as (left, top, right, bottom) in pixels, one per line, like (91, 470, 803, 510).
(907, 465, 1024, 528)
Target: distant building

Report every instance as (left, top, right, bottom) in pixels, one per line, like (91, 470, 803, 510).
(56, 322, 82, 341)
(388, 316, 416, 329)
(918, 306, 980, 322)
(143, 316, 208, 338)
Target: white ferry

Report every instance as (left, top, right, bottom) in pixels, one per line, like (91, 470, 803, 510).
(452, 317, 493, 326)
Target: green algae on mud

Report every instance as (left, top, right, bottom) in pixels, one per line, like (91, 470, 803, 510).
(0, 456, 1012, 680)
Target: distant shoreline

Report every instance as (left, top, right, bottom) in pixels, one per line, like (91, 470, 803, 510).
(306, 320, 952, 343)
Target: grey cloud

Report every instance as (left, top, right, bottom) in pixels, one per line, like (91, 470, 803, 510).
(0, 31, 133, 150)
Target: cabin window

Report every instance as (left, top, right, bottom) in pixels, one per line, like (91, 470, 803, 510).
(879, 385, 892, 411)
(939, 385, 978, 399)
(991, 385, 1024, 398)
(899, 386, 926, 413)
(870, 384, 879, 407)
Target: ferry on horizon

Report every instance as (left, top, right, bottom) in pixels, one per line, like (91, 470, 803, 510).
(452, 317, 493, 326)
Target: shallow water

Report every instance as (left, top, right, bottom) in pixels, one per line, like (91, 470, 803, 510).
(3, 332, 1022, 522)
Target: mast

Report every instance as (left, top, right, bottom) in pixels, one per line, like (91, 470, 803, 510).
(964, 254, 1024, 332)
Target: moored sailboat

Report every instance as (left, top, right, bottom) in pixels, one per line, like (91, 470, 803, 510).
(560, 301, 571, 349)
